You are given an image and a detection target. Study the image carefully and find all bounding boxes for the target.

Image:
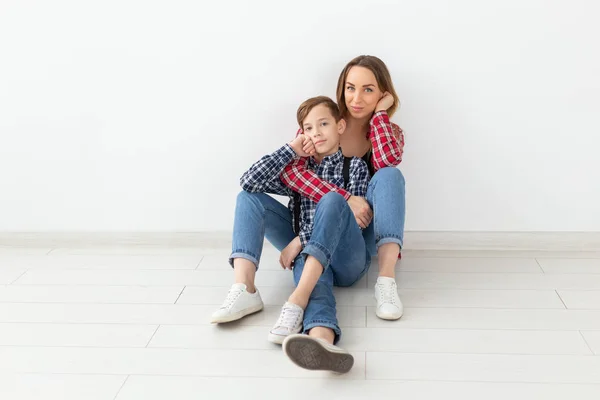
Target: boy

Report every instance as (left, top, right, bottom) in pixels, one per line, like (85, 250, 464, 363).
(225, 96, 371, 373)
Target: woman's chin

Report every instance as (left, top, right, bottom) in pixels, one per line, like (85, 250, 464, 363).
(349, 109, 373, 119)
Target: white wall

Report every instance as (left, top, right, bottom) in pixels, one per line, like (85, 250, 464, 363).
(1, 0, 599, 232)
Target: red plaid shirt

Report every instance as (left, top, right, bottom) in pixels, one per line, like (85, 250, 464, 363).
(281, 110, 404, 202)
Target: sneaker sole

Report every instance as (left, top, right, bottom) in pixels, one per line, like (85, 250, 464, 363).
(375, 309, 403, 321)
(283, 335, 354, 374)
(210, 303, 264, 324)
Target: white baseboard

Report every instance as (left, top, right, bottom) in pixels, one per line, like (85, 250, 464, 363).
(402, 231, 600, 251)
(1, 231, 600, 251)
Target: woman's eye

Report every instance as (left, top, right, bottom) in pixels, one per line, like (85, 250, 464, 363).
(346, 86, 354, 91)
(365, 88, 373, 93)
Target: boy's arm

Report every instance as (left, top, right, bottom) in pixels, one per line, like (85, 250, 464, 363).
(369, 111, 405, 170)
(346, 158, 371, 198)
(281, 130, 351, 202)
(239, 144, 296, 196)
(279, 236, 302, 270)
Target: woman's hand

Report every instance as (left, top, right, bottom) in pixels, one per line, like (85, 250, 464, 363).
(289, 134, 316, 157)
(375, 92, 394, 113)
(280, 236, 302, 269)
(348, 196, 373, 229)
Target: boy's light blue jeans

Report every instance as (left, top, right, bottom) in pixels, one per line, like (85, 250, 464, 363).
(229, 167, 406, 342)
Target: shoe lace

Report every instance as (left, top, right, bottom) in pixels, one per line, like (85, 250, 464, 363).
(220, 287, 243, 309)
(377, 280, 399, 305)
(276, 304, 302, 330)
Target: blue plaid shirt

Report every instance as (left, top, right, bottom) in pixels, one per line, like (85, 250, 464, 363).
(240, 144, 371, 247)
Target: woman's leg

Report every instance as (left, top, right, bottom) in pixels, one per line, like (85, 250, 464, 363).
(211, 191, 296, 324)
(365, 167, 406, 320)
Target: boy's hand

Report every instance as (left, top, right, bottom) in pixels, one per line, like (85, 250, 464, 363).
(280, 236, 302, 269)
(290, 134, 316, 157)
(375, 92, 394, 113)
(348, 196, 373, 229)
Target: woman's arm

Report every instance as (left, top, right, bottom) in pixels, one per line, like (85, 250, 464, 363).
(280, 128, 350, 203)
(281, 157, 351, 203)
(369, 110, 405, 170)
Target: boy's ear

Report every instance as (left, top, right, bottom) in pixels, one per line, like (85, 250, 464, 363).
(337, 118, 346, 135)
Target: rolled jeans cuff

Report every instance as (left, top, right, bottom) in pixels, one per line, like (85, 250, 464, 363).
(229, 250, 259, 270)
(301, 242, 331, 271)
(376, 235, 403, 250)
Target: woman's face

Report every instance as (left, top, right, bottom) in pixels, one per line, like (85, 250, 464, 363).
(344, 66, 383, 119)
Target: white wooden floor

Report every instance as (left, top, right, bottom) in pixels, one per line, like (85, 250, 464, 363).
(1, 244, 600, 399)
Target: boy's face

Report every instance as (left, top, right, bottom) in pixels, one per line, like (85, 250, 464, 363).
(302, 104, 346, 160)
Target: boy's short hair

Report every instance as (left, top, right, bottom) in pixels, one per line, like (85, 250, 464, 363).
(296, 96, 342, 128)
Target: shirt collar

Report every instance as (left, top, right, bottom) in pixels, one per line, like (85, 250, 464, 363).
(308, 148, 343, 168)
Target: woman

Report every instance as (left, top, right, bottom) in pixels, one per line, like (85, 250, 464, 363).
(281, 55, 406, 321)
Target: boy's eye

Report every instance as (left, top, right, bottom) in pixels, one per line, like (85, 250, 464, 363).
(321, 122, 328, 126)
(305, 127, 312, 131)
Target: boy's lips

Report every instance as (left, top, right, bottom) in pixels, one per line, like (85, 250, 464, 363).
(314, 140, 326, 146)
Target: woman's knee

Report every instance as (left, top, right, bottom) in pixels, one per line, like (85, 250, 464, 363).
(372, 167, 405, 187)
(369, 168, 405, 202)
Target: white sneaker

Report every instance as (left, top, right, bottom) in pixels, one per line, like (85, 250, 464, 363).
(268, 302, 304, 344)
(210, 283, 264, 324)
(282, 334, 354, 374)
(374, 276, 403, 320)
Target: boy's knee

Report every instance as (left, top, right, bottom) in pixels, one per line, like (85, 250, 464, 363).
(318, 192, 346, 209)
(236, 190, 260, 205)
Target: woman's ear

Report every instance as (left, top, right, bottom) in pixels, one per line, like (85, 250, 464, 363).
(337, 118, 346, 135)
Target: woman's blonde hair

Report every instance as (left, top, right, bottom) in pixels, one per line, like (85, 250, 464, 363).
(336, 55, 399, 118)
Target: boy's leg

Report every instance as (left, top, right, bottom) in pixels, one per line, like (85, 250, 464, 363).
(268, 192, 369, 344)
(212, 191, 296, 324)
(273, 254, 354, 374)
(366, 167, 405, 320)
(281, 257, 353, 373)
(230, 191, 297, 287)
(283, 333, 354, 374)
(291, 191, 370, 307)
